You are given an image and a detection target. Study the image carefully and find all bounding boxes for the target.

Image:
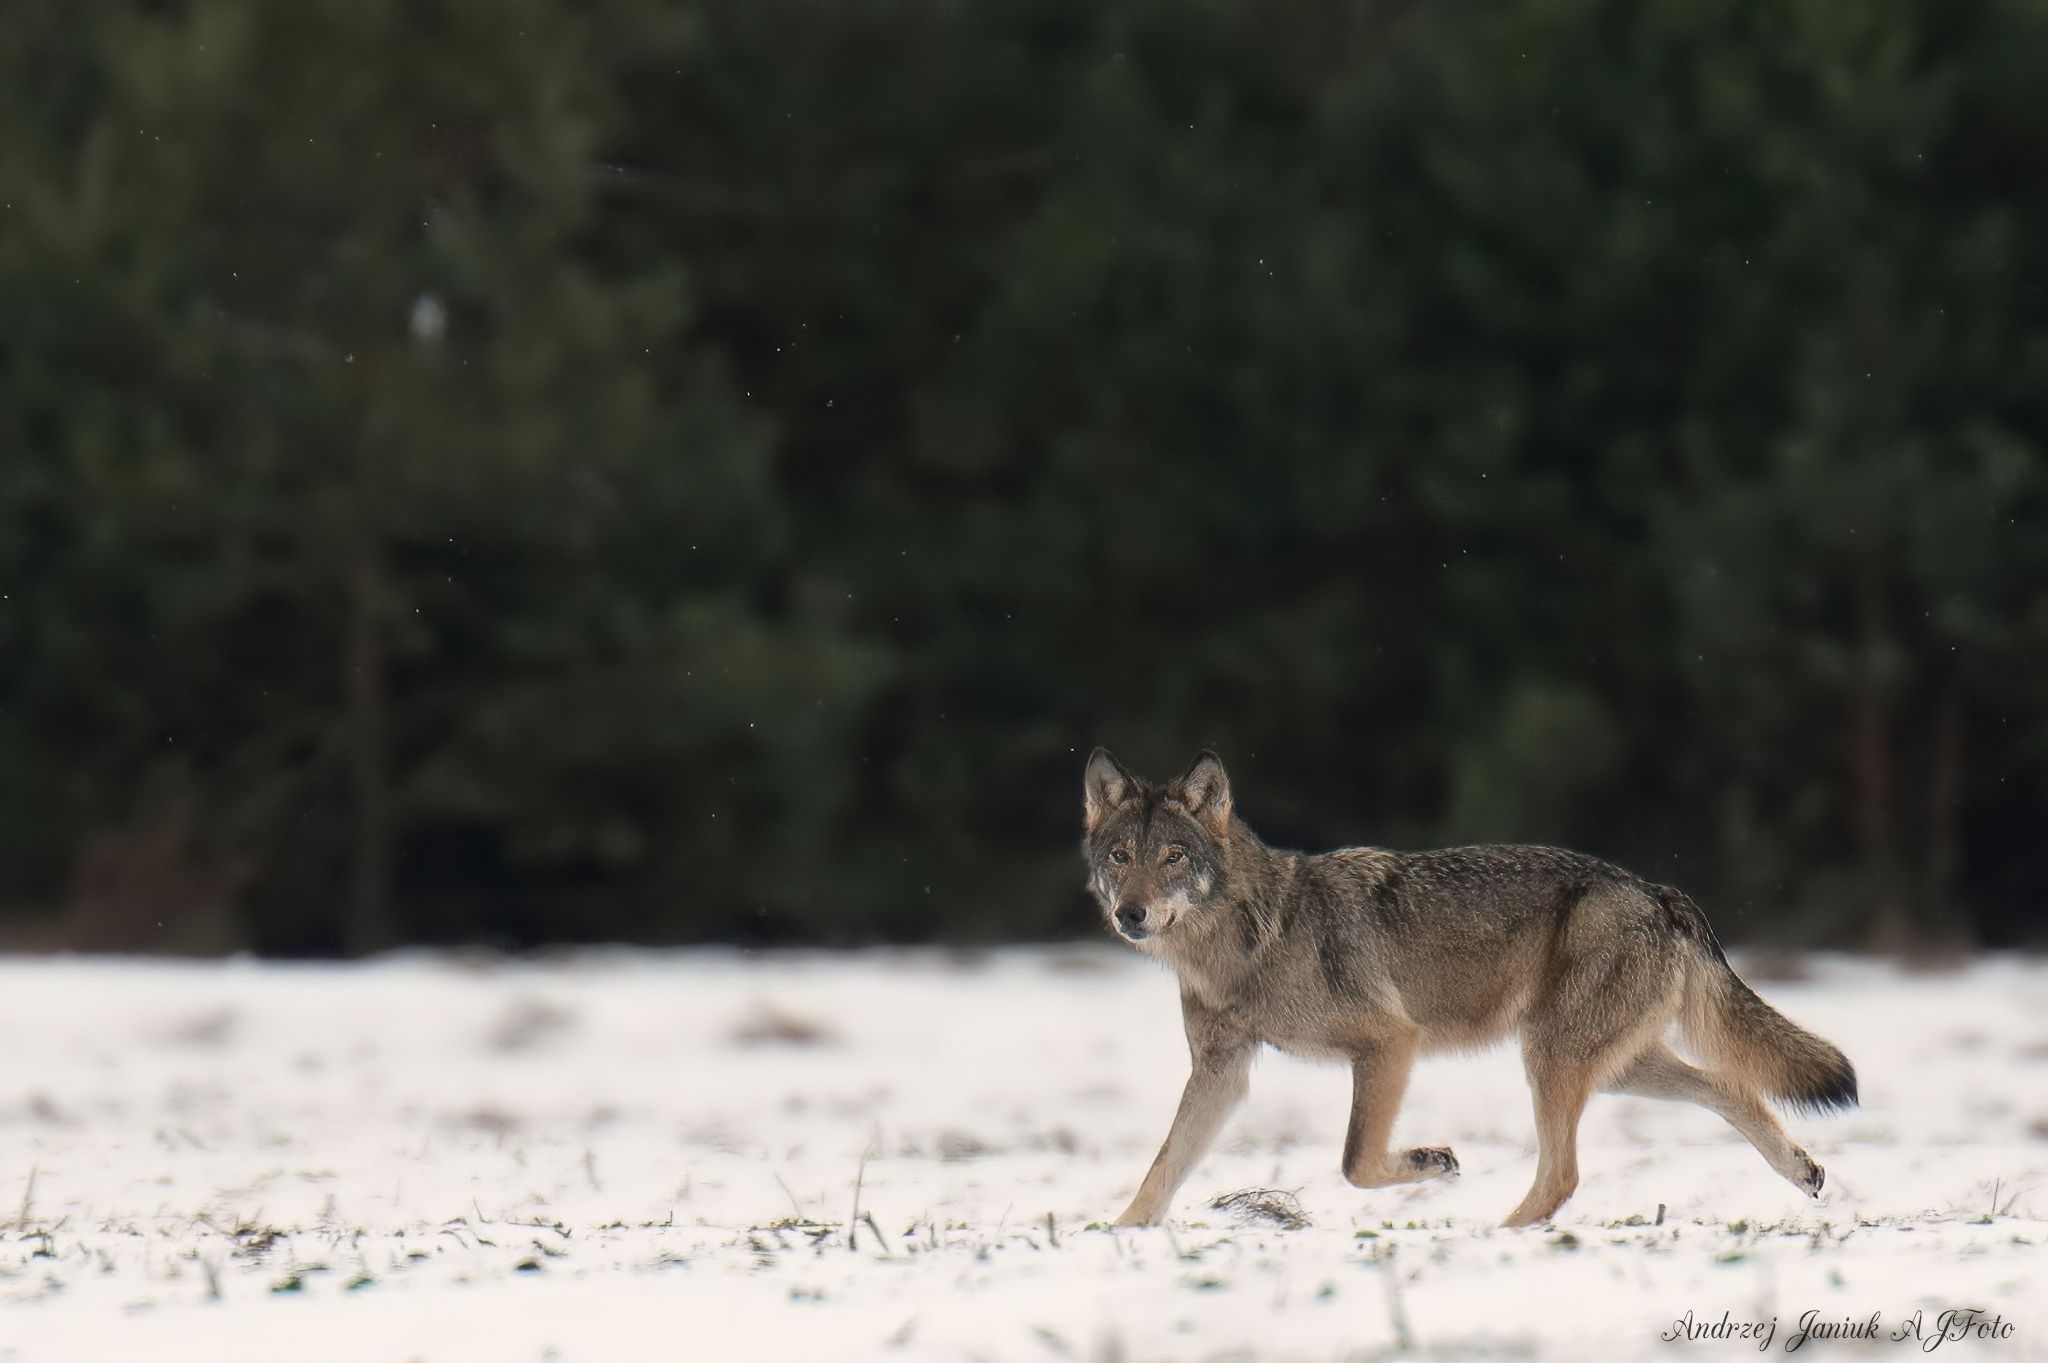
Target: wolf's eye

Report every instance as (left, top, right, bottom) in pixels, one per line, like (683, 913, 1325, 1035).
(1109, 848, 1131, 866)
(1163, 848, 1185, 866)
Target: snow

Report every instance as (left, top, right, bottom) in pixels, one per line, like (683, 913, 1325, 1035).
(0, 947, 2042, 1361)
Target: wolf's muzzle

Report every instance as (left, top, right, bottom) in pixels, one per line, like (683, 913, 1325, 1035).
(1114, 902, 1150, 939)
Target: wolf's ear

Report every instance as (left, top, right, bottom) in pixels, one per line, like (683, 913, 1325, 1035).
(1083, 747, 1140, 831)
(1165, 750, 1232, 837)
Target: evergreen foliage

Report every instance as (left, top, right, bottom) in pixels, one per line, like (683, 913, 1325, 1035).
(3, 0, 2043, 951)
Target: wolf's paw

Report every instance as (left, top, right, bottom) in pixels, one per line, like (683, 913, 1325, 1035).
(1404, 1146, 1460, 1179)
(1796, 1153, 1825, 1199)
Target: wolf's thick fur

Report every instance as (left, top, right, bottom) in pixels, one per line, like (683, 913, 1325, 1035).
(1082, 749, 1857, 1228)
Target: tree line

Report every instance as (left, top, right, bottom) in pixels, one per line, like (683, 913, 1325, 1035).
(2, 0, 2044, 954)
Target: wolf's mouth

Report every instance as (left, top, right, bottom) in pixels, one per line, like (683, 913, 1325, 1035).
(1120, 908, 1178, 943)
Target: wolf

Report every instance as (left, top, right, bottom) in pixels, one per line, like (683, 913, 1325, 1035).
(1081, 748, 1857, 1228)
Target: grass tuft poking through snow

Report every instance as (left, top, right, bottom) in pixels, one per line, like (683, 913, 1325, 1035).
(1209, 1187, 1311, 1230)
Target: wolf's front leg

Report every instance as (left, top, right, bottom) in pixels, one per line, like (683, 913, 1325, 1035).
(1113, 1044, 1252, 1226)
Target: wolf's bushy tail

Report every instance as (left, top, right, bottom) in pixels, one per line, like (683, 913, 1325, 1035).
(1662, 891, 1859, 1115)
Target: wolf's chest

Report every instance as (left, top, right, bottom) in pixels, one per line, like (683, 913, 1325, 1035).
(1188, 958, 1398, 1061)
(1231, 991, 1365, 1061)
(1261, 1030, 1357, 1062)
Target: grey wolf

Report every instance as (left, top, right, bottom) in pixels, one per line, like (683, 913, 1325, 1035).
(1081, 748, 1857, 1228)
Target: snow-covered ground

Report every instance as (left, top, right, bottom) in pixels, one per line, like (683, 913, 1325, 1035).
(0, 947, 2042, 1362)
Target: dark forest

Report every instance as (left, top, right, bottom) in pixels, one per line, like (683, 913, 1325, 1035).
(4, 0, 2045, 955)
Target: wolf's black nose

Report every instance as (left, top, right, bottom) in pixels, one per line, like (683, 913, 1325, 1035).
(1115, 903, 1146, 931)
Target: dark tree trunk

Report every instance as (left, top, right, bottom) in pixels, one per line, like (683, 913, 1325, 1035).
(1849, 564, 1905, 950)
(1921, 680, 1966, 946)
(343, 481, 394, 957)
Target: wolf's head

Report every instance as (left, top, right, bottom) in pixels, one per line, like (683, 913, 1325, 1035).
(1081, 748, 1234, 948)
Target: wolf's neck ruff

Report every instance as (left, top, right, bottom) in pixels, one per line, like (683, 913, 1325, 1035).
(1149, 826, 1297, 1001)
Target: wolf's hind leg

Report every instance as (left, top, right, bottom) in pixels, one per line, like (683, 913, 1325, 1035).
(1341, 1031, 1456, 1188)
(1505, 898, 1685, 1227)
(1502, 1062, 1591, 1228)
(1605, 1042, 1824, 1197)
